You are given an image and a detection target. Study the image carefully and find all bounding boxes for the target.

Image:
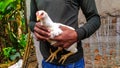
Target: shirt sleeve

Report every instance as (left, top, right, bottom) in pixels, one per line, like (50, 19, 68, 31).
(75, 0, 101, 41)
(29, 0, 38, 32)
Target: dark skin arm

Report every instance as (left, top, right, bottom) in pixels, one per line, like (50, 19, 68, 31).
(34, 22, 78, 48)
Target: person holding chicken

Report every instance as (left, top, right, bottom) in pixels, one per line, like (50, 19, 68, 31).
(29, 0, 101, 68)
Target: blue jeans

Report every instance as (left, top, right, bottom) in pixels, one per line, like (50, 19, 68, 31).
(42, 58, 85, 68)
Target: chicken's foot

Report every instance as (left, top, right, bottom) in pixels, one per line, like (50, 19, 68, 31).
(46, 47, 63, 62)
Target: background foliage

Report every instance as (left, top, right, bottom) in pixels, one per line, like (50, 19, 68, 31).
(0, 0, 28, 64)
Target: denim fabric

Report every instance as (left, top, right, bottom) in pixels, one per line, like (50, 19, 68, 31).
(42, 58, 85, 68)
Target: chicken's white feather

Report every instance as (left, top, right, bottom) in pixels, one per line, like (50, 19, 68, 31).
(36, 10, 78, 53)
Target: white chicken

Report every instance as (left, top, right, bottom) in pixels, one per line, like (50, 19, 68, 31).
(36, 10, 78, 64)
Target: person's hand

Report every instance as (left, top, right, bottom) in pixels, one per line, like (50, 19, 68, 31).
(34, 22, 51, 41)
(50, 26, 78, 48)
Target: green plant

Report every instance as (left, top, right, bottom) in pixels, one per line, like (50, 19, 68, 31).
(0, 0, 27, 63)
(3, 47, 13, 59)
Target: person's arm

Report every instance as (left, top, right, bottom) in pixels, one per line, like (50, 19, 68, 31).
(50, 0, 101, 48)
(29, 0, 38, 32)
(76, 0, 101, 41)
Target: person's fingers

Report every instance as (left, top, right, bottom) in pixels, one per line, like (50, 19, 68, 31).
(35, 23, 50, 32)
(59, 25, 68, 30)
(52, 41, 72, 48)
(34, 26, 50, 37)
(34, 32, 49, 41)
(63, 42, 71, 48)
(52, 41, 64, 47)
(50, 35, 63, 41)
(39, 25, 50, 32)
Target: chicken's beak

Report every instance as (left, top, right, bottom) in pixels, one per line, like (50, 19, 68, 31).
(37, 16, 42, 21)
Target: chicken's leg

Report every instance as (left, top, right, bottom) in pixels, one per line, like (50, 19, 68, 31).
(59, 52, 75, 64)
(46, 47, 63, 62)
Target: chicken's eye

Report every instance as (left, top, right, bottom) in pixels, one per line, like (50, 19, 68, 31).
(40, 12, 44, 16)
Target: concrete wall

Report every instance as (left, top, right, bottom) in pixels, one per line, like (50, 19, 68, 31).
(95, 0, 120, 14)
(78, 0, 120, 23)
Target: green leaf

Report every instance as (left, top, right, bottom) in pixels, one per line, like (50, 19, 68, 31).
(3, 47, 13, 58)
(0, 0, 14, 13)
(18, 34, 28, 48)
